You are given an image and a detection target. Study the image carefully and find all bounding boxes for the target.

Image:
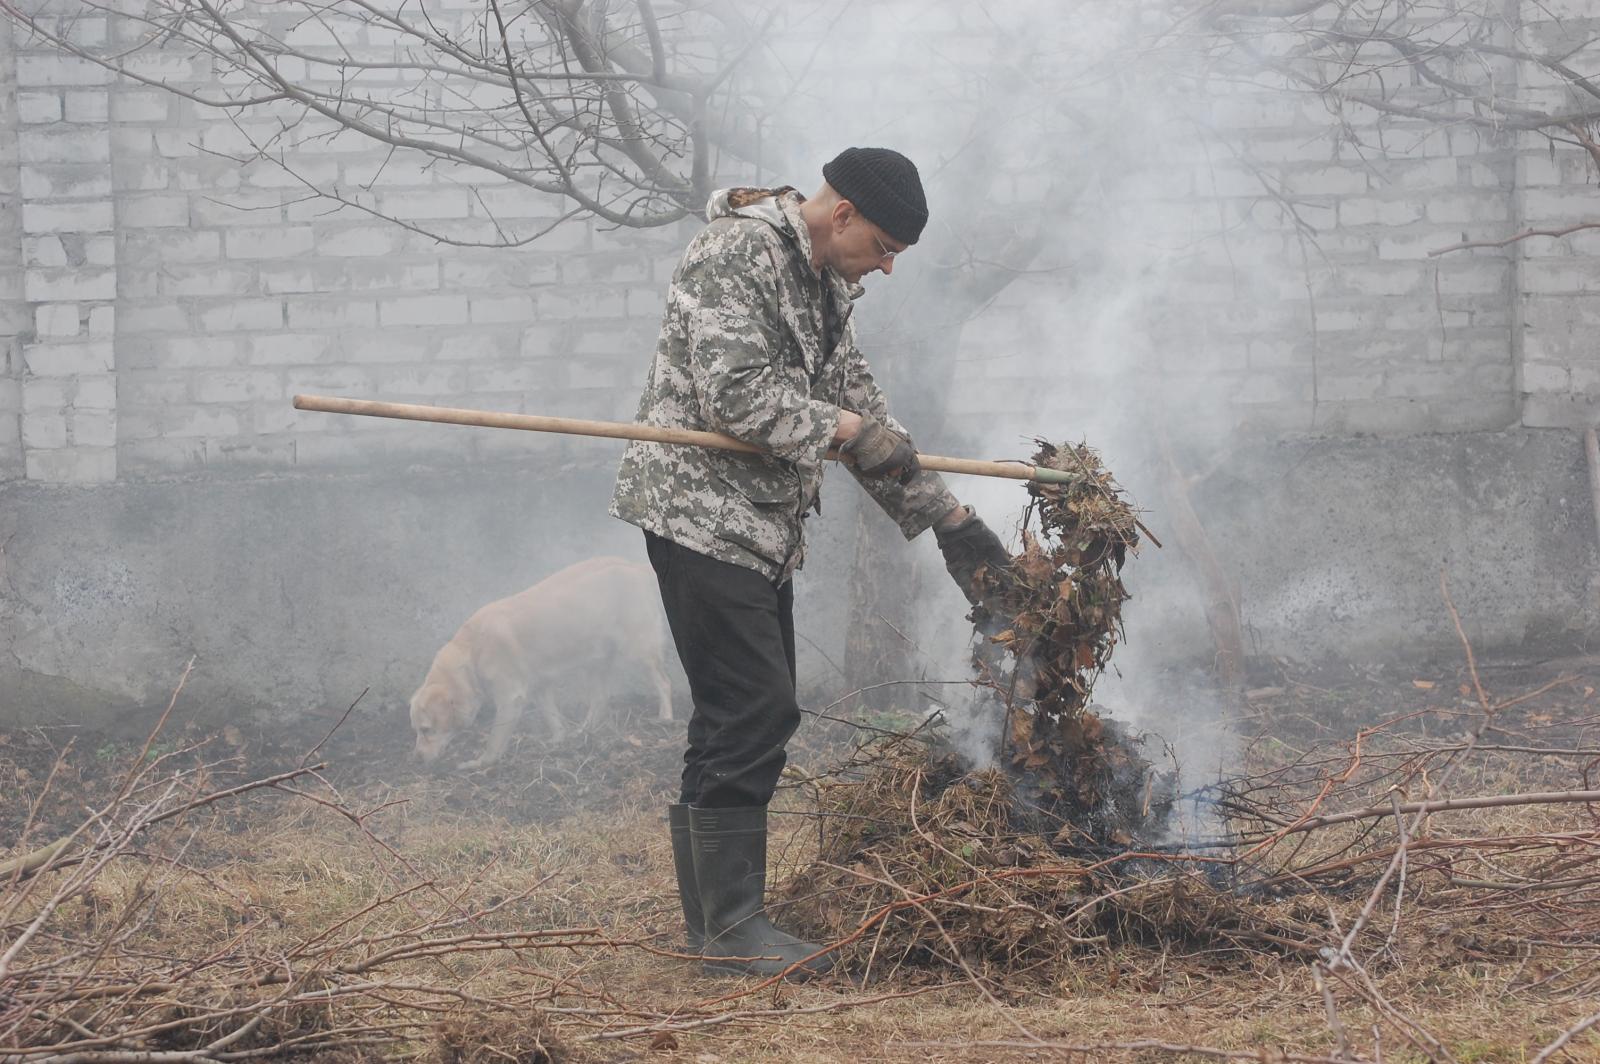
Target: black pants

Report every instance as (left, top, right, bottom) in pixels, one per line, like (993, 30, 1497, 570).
(644, 531, 799, 808)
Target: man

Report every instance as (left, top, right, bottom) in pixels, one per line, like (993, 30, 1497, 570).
(610, 147, 1010, 979)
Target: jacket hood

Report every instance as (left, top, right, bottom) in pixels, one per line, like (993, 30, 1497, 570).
(705, 185, 796, 230)
(704, 186, 857, 297)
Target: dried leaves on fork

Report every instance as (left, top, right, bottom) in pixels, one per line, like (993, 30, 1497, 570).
(969, 439, 1171, 841)
(975, 439, 1141, 722)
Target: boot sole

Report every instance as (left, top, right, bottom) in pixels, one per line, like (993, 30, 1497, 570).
(702, 957, 833, 980)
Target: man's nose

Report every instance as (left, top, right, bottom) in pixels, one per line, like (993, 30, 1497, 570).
(880, 256, 894, 277)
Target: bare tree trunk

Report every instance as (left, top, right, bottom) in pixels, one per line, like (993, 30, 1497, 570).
(841, 505, 919, 710)
(840, 305, 968, 708)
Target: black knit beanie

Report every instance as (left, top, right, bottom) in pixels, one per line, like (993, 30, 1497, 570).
(822, 146, 928, 245)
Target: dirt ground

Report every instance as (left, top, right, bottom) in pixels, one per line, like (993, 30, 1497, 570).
(4, 654, 1600, 1063)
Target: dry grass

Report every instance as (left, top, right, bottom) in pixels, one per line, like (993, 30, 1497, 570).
(4, 665, 1600, 1063)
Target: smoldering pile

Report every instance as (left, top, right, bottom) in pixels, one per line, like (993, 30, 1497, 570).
(777, 739, 1314, 983)
(776, 441, 1273, 978)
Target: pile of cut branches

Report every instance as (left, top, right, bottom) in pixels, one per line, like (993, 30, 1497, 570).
(781, 685, 1600, 1013)
(778, 738, 1316, 984)
(0, 675, 608, 1064)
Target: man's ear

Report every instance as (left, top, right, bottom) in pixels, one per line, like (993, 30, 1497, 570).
(831, 198, 857, 233)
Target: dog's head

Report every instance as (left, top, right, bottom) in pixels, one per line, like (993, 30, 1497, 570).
(409, 680, 476, 765)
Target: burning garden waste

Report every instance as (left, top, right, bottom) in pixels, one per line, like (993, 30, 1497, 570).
(970, 439, 1171, 848)
(779, 440, 1239, 979)
(774, 443, 1600, 1009)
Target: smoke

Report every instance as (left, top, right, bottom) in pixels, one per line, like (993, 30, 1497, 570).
(929, 692, 995, 771)
(30, 0, 1309, 768)
(746, 1, 1280, 796)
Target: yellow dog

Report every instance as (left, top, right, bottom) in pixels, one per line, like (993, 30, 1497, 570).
(409, 556, 674, 768)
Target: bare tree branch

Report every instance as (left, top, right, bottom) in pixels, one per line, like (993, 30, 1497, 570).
(0, 0, 795, 241)
(1429, 220, 1600, 255)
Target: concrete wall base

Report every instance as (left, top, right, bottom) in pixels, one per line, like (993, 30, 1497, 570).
(2, 427, 1595, 729)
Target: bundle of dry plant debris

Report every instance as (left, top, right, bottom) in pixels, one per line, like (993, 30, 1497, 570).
(973, 439, 1142, 720)
(779, 555, 1600, 1029)
(780, 694, 1600, 994)
(968, 440, 1173, 843)
(777, 442, 1278, 979)
(778, 738, 1317, 984)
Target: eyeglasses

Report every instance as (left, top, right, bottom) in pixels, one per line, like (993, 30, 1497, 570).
(871, 230, 901, 263)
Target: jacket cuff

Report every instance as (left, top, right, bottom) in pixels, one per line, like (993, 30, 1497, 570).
(897, 476, 961, 539)
(856, 467, 959, 540)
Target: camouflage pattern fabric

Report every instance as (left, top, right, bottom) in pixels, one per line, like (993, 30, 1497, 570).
(610, 187, 959, 584)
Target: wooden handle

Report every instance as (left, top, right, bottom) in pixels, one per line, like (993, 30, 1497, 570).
(291, 394, 1070, 484)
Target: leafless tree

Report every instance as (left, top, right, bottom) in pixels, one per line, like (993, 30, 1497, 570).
(2, 0, 784, 243)
(1194, 0, 1600, 250)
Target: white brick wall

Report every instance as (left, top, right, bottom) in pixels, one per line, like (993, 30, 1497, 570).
(943, 55, 1524, 440)
(1514, 6, 1600, 429)
(1, 3, 1598, 484)
(0, 18, 24, 481)
(9, 30, 117, 484)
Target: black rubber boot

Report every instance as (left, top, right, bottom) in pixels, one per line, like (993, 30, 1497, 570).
(688, 805, 834, 979)
(667, 803, 704, 951)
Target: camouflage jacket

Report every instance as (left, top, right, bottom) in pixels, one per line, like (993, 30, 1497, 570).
(609, 187, 959, 584)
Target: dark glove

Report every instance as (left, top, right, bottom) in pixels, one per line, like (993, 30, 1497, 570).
(840, 414, 919, 486)
(934, 507, 1012, 606)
